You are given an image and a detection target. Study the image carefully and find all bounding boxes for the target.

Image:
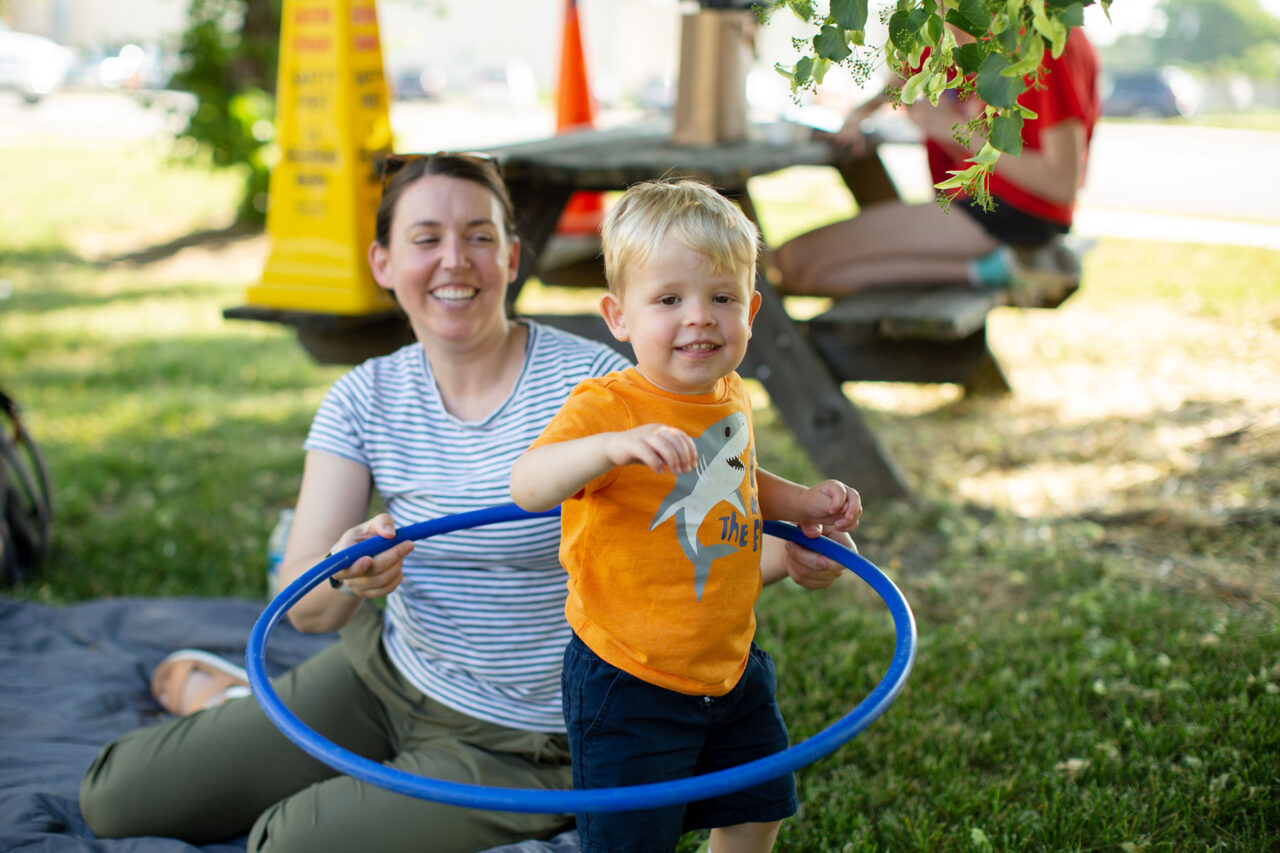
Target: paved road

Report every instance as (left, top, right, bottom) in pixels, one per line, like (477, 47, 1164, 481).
(870, 119, 1280, 249)
(4, 90, 1278, 249)
(1074, 122, 1280, 249)
(1079, 122, 1280, 223)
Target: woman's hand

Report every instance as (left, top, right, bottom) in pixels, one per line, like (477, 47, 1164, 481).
(281, 451, 384, 633)
(829, 92, 889, 155)
(830, 108, 874, 155)
(326, 513, 413, 599)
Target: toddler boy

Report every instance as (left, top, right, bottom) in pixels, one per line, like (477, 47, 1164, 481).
(510, 180, 860, 853)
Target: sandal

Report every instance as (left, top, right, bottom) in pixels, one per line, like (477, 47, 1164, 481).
(150, 648, 251, 716)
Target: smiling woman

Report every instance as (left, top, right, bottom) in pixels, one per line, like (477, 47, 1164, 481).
(76, 152, 635, 853)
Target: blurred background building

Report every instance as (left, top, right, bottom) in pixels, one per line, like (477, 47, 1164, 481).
(0, 0, 820, 112)
(2, 0, 1278, 113)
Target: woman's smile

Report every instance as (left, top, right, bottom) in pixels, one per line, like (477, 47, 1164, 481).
(429, 284, 480, 303)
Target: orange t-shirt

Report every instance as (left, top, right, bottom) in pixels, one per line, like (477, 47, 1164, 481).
(530, 368, 763, 696)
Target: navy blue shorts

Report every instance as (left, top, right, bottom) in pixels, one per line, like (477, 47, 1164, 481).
(562, 634, 798, 853)
(958, 196, 1069, 247)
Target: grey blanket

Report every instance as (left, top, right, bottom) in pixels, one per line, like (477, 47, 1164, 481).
(0, 596, 334, 851)
(0, 596, 583, 852)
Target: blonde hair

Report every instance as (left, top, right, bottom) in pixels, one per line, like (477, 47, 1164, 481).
(601, 180, 760, 293)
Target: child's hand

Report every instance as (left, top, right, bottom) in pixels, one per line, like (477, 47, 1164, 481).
(605, 424, 696, 476)
(797, 480, 862, 539)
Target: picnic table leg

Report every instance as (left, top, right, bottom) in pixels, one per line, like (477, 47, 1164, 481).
(831, 138, 902, 208)
(961, 333, 1013, 396)
(743, 269, 912, 501)
(501, 178, 575, 309)
(732, 188, 910, 500)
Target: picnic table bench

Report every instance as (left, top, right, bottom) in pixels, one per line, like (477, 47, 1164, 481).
(536, 235, 1082, 397)
(803, 254, 1081, 395)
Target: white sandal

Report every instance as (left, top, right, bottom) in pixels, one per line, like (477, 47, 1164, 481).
(150, 648, 251, 716)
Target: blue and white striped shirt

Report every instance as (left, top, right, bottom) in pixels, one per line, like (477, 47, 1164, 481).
(304, 322, 631, 732)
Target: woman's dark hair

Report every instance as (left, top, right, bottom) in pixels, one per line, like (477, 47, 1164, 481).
(374, 154, 517, 247)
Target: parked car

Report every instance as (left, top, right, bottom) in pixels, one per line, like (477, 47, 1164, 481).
(467, 60, 537, 108)
(0, 21, 73, 104)
(391, 65, 446, 101)
(1103, 68, 1200, 119)
(97, 42, 173, 92)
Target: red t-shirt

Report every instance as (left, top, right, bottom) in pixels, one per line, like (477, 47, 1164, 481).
(925, 27, 1101, 225)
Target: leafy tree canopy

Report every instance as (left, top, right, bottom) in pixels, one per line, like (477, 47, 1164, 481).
(170, 0, 281, 226)
(1152, 0, 1280, 73)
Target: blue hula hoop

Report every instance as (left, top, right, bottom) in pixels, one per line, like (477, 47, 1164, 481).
(247, 503, 915, 814)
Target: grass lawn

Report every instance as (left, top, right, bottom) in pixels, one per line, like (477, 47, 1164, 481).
(2, 140, 1278, 851)
(1126, 108, 1280, 133)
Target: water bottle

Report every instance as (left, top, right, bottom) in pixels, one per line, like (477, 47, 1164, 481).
(266, 508, 294, 599)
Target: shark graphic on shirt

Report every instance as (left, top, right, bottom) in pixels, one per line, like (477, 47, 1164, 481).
(649, 412, 751, 601)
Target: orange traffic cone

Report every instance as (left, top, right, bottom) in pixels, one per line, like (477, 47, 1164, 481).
(556, 0, 605, 235)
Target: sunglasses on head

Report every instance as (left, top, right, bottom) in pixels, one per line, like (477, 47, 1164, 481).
(380, 151, 497, 190)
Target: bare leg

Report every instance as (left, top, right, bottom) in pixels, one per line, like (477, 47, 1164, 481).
(775, 199, 1000, 296)
(708, 820, 782, 853)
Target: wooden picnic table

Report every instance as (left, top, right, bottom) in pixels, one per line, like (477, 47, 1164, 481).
(225, 121, 1082, 499)
(482, 121, 913, 500)
(223, 111, 1089, 504)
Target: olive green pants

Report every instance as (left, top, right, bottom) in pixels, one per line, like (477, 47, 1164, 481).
(79, 604, 573, 853)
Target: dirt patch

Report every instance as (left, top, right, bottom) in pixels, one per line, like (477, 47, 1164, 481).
(85, 227, 270, 286)
(126, 233, 270, 286)
(846, 297, 1280, 605)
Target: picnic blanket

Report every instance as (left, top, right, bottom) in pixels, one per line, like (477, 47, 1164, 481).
(0, 596, 581, 853)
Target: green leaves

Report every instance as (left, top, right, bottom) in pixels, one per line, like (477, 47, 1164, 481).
(787, 0, 815, 21)
(889, 7, 934, 52)
(830, 0, 869, 32)
(946, 0, 990, 38)
(795, 54, 814, 82)
(989, 111, 1025, 155)
(900, 67, 932, 104)
(815, 25, 853, 62)
(975, 53, 1023, 109)
(1030, 0, 1070, 55)
(172, 0, 283, 225)
(1058, 1, 1086, 27)
(954, 42, 987, 75)
(780, 54, 816, 93)
(760, 0, 1093, 208)
(1006, 30, 1047, 77)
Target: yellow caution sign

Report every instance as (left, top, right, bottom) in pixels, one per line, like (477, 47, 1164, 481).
(245, 0, 394, 314)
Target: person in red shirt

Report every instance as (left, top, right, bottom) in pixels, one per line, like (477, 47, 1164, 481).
(775, 26, 1101, 295)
